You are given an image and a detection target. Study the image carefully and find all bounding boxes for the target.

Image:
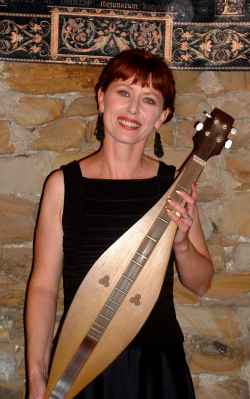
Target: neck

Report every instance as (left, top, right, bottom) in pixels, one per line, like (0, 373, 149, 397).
(96, 139, 153, 179)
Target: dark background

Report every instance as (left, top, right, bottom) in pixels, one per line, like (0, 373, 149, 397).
(2, 0, 250, 22)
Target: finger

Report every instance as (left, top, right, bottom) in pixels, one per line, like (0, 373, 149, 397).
(181, 214, 193, 228)
(167, 211, 192, 235)
(176, 189, 197, 218)
(176, 190, 195, 207)
(166, 206, 191, 227)
(191, 182, 198, 200)
(166, 208, 184, 225)
(166, 198, 187, 219)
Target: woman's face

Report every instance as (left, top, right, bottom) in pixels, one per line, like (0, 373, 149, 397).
(98, 77, 169, 147)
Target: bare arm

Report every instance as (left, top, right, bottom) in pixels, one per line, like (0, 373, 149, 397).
(167, 184, 214, 297)
(25, 170, 64, 399)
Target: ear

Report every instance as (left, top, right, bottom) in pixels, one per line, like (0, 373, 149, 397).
(154, 108, 170, 130)
(97, 89, 105, 113)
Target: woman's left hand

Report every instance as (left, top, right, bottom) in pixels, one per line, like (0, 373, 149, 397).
(166, 183, 197, 247)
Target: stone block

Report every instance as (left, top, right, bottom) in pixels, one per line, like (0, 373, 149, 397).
(175, 305, 241, 341)
(208, 93, 250, 119)
(197, 71, 224, 95)
(0, 92, 18, 120)
(159, 121, 175, 146)
(0, 120, 14, 154)
(217, 71, 247, 92)
(0, 309, 24, 346)
(82, 119, 99, 144)
(221, 193, 250, 236)
(160, 148, 189, 170)
(0, 246, 31, 308)
(175, 94, 208, 119)
(8, 124, 35, 154)
(0, 342, 18, 383)
(226, 243, 250, 273)
(190, 337, 244, 374)
(207, 242, 225, 272)
(198, 154, 227, 197)
(52, 147, 98, 170)
(145, 120, 174, 149)
(173, 71, 202, 94)
(5, 63, 102, 94)
(227, 120, 250, 150)
(175, 119, 194, 148)
(0, 246, 33, 282)
(225, 150, 250, 186)
(0, 195, 35, 244)
(174, 278, 199, 304)
(0, 153, 53, 198)
(246, 73, 250, 91)
(33, 117, 86, 151)
(11, 97, 64, 127)
(197, 378, 250, 399)
(0, 277, 25, 307)
(206, 273, 250, 300)
(198, 200, 223, 240)
(65, 96, 97, 117)
(0, 384, 20, 399)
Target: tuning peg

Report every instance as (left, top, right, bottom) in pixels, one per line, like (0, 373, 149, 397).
(230, 127, 237, 135)
(195, 122, 204, 131)
(203, 111, 212, 118)
(225, 139, 233, 149)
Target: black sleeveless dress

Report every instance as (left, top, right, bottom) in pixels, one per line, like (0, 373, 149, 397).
(61, 160, 196, 399)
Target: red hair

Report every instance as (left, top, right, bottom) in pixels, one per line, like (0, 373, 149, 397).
(95, 49, 175, 122)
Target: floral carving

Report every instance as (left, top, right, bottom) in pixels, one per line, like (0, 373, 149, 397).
(0, 6, 249, 69)
(59, 15, 164, 56)
(0, 18, 50, 57)
(173, 25, 250, 66)
(215, 0, 245, 16)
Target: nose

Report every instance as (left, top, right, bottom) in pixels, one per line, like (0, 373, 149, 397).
(128, 95, 139, 115)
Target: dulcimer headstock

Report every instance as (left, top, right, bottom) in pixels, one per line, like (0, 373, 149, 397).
(193, 108, 236, 161)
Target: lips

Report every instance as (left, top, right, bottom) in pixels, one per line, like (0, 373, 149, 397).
(117, 116, 141, 129)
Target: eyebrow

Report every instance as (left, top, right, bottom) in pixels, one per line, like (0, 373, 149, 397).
(142, 90, 162, 101)
(115, 81, 162, 100)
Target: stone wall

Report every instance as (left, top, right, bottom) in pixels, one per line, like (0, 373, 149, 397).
(0, 61, 249, 399)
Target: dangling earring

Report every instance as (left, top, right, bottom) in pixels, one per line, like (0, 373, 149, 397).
(94, 113, 104, 142)
(154, 131, 164, 158)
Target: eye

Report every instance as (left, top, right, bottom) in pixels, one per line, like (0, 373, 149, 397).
(117, 89, 129, 97)
(143, 97, 157, 105)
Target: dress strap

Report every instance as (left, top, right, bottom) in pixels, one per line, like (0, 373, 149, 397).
(157, 162, 176, 194)
(61, 160, 84, 227)
(61, 161, 82, 193)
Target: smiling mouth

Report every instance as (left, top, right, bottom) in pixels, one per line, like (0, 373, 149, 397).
(118, 117, 141, 129)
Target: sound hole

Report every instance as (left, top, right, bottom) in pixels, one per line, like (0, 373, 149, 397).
(130, 294, 141, 306)
(99, 275, 110, 287)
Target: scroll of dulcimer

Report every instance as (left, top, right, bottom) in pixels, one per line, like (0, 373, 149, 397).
(46, 108, 235, 398)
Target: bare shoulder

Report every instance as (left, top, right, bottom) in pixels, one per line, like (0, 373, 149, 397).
(44, 169, 64, 194)
(40, 169, 64, 219)
(43, 169, 64, 200)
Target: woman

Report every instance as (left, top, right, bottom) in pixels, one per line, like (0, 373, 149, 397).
(25, 49, 214, 399)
